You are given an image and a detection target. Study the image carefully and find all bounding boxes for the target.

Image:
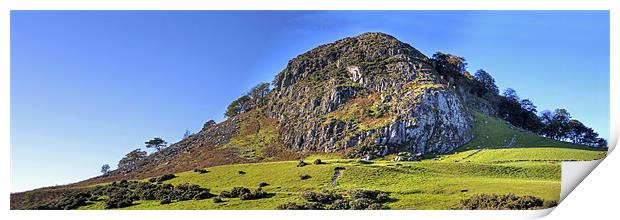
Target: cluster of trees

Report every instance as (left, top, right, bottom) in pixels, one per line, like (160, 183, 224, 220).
(101, 137, 170, 174)
(225, 83, 271, 117)
(431, 52, 607, 148)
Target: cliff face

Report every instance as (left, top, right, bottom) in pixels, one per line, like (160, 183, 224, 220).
(266, 32, 472, 157)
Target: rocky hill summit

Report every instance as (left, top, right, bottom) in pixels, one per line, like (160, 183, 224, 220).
(267, 32, 472, 156)
(79, 32, 483, 184)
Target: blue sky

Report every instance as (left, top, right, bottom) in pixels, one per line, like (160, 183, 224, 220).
(11, 11, 609, 192)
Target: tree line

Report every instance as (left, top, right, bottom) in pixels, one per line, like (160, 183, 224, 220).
(431, 52, 607, 148)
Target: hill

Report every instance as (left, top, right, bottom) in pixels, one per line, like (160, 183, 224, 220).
(10, 32, 607, 210)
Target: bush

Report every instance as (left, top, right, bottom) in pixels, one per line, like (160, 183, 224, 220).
(349, 198, 374, 210)
(220, 187, 251, 198)
(238, 171, 246, 175)
(313, 159, 323, 165)
(173, 184, 214, 201)
(212, 197, 224, 203)
(301, 190, 342, 204)
(193, 168, 209, 174)
(193, 191, 214, 200)
(281, 189, 391, 210)
(158, 174, 177, 182)
(328, 199, 351, 210)
(105, 190, 134, 209)
(149, 174, 176, 183)
(457, 194, 545, 210)
(277, 202, 307, 210)
(240, 188, 270, 200)
(299, 174, 311, 180)
(258, 182, 269, 187)
(160, 198, 172, 205)
(297, 160, 308, 167)
(39, 192, 92, 210)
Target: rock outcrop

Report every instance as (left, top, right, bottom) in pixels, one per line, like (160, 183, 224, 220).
(266, 32, 473, 157)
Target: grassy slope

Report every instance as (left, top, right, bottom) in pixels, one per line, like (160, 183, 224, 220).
(73, 112, 605, 210)
(460, 111, 605, 151)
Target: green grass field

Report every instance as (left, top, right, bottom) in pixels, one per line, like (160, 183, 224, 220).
(74, 112, 606, 210)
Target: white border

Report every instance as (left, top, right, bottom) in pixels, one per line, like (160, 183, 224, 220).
(1, 1, 617, 220)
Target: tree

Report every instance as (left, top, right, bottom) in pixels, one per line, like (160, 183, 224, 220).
(432, 52, 467, 76)
(225, 95, 252, 117)
(567, 119, 588, 144)
(145, 137, 167, 151)
(551, 109, 571, 141)
(203, 120, 216, 130)
(183, 130, 192, 139)
(473, 69, 499, 97)
(118, 149, 147, 173)
(520, 99, 537, 113)
(248, 83, 270, 104)
(502, 88, 519, 102)
(596, 138, 608, 148)
(539, 110, 556, 138)
(100, 164, 111, 175)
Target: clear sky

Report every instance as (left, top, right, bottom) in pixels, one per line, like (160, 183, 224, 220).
(10, 11, 609, 192)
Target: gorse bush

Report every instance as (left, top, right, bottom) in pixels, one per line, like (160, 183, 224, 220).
(456, 194, 555, 210)
(148, 174, 177, 183)
(258, 182, 269, 187)
(105, 189, 135, 209)
(193, 168, 209, 174)
(297, 160, 308, 167)
(219, 187, 271, 200)
(34, 179, 222, 209)
(212, 197, 224, 203)
(301, 190, 342, 204)
(278, 189, 390, 210)
(313, 159, 323, 165)
(299, 174, 311, 180)
(159, 198, 172, 205)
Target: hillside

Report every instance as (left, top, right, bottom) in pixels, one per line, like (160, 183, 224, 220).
(10, 32, 607, 210)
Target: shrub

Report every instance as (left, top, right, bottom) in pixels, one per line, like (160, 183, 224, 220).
(158, 174, 177, 182)
(149, 174, 176, 183)
(297, 160, 308, 167)
(282, 189, 391, 211)
(348, 189, 380, 200)
(193, 168, 209, 174)
(104, 190, 134, 209)
(543, 200, 558, 208)
(301, 190, 342, 204)
(258, 182, 269, 187)
(313, 159, 323, 165)
(299, 174, 311, 180)
(220, 187, 251, 198)
(349, 198, 373, 210)
(328, 199, 351, 210)
(40, 192, 92, 210)
(193, 191, 214, 200)
(238, 171, 246, 175)
(457, 194, 545, 210)
(277, 202, 307, 210)
(240, 188, 270, 200)
(212, 197, 224, 203)
(173, 184, 214, 201)
(276, 202, 324, 210)
(160, 198, 172, 205)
